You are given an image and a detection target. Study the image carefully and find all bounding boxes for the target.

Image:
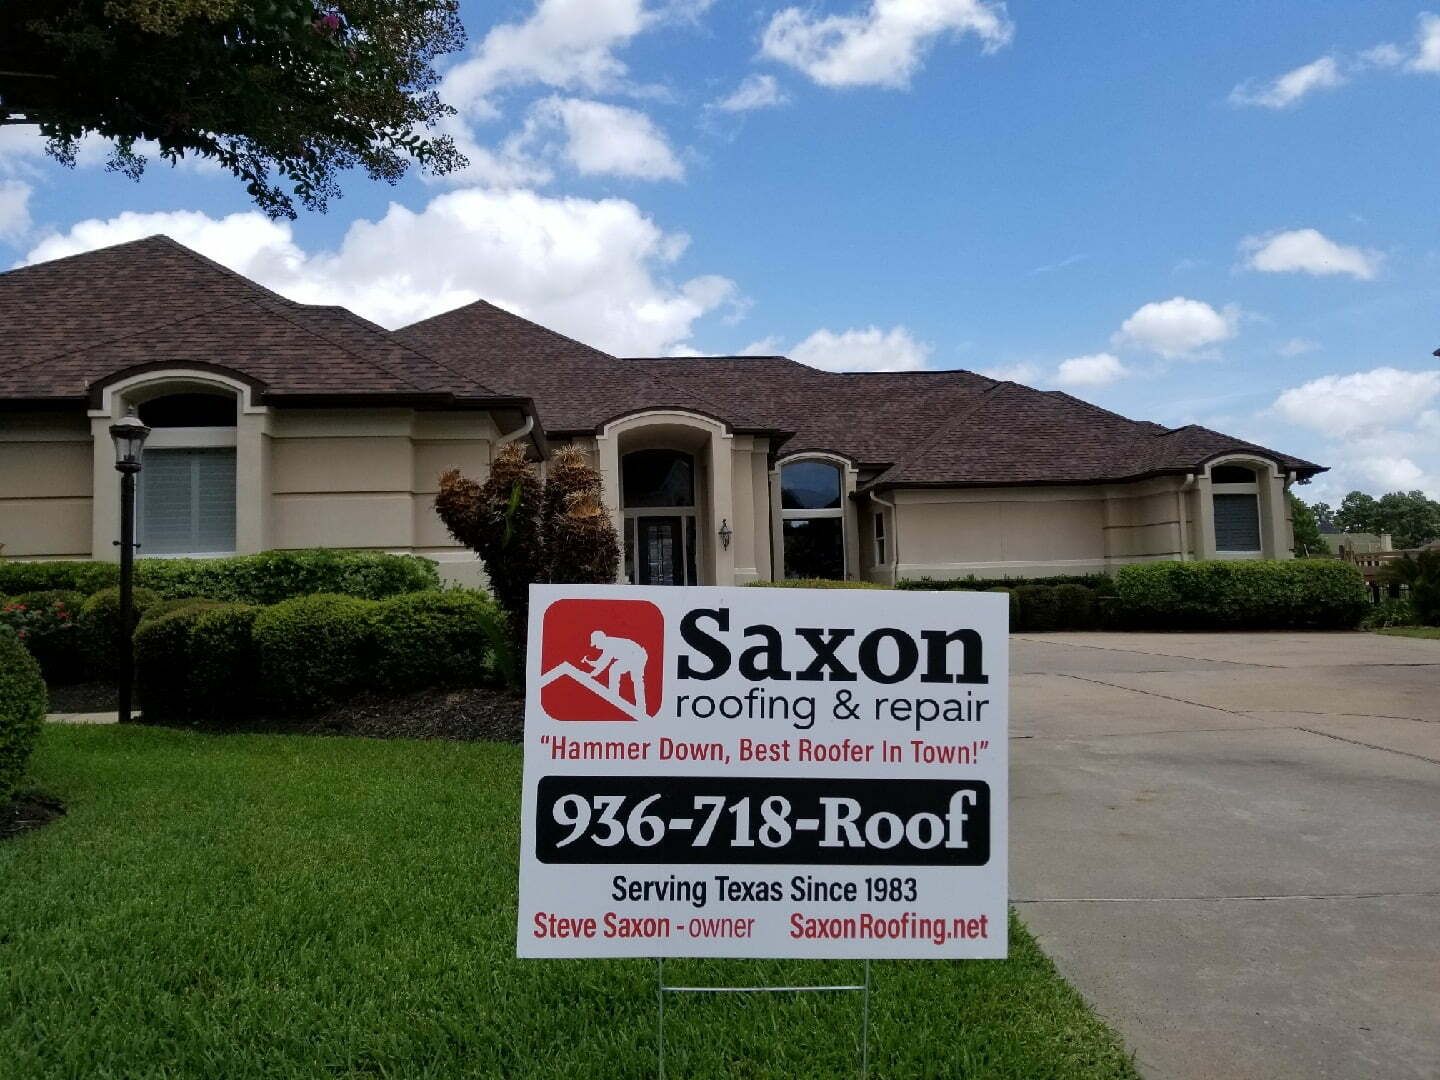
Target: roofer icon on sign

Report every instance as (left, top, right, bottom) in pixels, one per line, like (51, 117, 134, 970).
(582, 631, 649, 712)
(539, 598, 664, 722)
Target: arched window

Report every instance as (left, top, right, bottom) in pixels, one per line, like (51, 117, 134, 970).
(780, 459, 845, 579)
(135, 391, 237, 556)
(1211, 463, 1261, 554)
(621, 449, 697, 585)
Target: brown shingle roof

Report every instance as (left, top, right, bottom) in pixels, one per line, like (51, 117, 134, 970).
(0, 236, 508, 405)
(396, 301, 776, 434)
(0, 235, 1323, 487)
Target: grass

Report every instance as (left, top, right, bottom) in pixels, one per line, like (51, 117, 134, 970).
(1375, 625, 1440, 639)
(1, 727, 1136, 1079)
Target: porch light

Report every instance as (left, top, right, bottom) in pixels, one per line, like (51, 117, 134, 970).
(109, 410, 150, 472)
(718, 518, 733, 550)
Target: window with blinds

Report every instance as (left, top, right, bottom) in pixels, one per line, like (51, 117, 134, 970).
(139, 448, 237, 555)
(1213, 493, 1261, 552)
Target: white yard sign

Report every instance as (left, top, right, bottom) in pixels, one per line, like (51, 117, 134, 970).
(517, 585, 1008, 959)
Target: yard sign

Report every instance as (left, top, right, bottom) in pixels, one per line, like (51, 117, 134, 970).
(517, 585, 1008, 959)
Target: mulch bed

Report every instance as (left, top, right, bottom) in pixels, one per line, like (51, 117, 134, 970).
(145, 686, 527, 743)
(0, 792, 66, 840)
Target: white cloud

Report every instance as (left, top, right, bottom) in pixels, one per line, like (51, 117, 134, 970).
(1409, 12, 1440, 72)
(0, 180, 32, 242)
(1271, 367, 1440, 438)
(1278, 337, 1319, 357)
(1354, 455, 1431, 490)
(740, 335, 785, 355)
(712, 74, 788, 112)
(1359, 42, 1406, 69)
(1229, 56, 1345, 109)
(761, 0, 1013, 89)
(788, 325, 932, 371)
(1240, 228, 1381, 280)
(518, 97, 683, 180)
(1113, 297, 1237, 359)
(1054, 352, 1127, 388)
(22, 190, 736, 355)
(978, 360, 1040, 384)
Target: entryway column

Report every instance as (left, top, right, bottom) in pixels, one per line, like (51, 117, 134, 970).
(706, 431, 735, 585)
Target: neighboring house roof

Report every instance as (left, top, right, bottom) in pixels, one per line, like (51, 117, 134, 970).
(0, 235, 520, 409)
(0, 235, 1324, 488)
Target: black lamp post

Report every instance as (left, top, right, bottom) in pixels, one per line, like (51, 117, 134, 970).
(110, 410, 149, 723)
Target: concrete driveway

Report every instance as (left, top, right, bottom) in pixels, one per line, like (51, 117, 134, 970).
(1011, 632, 1440, 1080)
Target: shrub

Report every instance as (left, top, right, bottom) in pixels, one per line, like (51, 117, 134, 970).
(78, 586, 161, 678)
(0, 550, 438, 607)
(132, 602, 224, 721)
(188, 605, 262, 721)
(254, 594, 378, 714)
(0, 560, 118, 596)
(1, 590, 87, 683)
(1362, 598, 1417, 630)
(1113, 559, 1368, 630)
(898, 574, 1114, 594)
(0, 626, 46, 805)
(1384, 550, 1440, 626)
(745, 579, 886, 589)
(369, 590, 510, 692)
(1012, 583, 1100, 632)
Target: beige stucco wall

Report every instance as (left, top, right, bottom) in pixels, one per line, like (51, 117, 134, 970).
(0, 411, 94, 558)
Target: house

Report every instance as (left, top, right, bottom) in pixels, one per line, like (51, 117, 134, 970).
(1317, 529, 1392, 558)
(0, 236, 1324, 586)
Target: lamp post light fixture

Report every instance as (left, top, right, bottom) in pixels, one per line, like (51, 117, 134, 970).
(718, 518, 733, 551)
(109, 410, 150, 724)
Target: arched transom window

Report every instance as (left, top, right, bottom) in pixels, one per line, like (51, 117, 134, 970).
(780, 459, 845, 580)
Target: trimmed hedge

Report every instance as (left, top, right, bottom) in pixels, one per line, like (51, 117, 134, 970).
(254, 594, 378, 714)
(78, 586, 161, 678)
(134, 604, 223, 721)
(0, 625, 46, 805)
(369, 591, 510, 693)
(1012, 583, 1101, 631)
(1112, 559, 1368, 630)
(745, 579, 886, 589)
(0, 549, 439, 604)
(898, 574, 1114, 593)
(189, 605, 262, 720)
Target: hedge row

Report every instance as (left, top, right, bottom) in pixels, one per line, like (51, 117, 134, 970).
(0, 549, 439, 604)
(749, 561, 1369, 632)
(0, 626, 46, 806)
(1112, 559, 1368, 630)
(134, 590, 511, 723)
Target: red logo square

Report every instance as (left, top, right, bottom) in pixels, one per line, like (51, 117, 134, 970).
(540, 598, 664, 721)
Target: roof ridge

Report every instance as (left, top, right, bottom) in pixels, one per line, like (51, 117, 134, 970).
(291, 301, 506, 398)
(403, 297, 618, 359)
(862, 378, 1007, 489)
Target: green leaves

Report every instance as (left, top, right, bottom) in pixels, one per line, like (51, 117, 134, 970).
(0, 0, 467, 218)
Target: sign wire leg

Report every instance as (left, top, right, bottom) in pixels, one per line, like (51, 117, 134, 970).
(657, 957, 666, 1080)
(861, 959, 871, 1080)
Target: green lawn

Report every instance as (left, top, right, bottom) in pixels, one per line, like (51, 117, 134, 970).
(1, 727, 1135, 1079)
(1376, 626, 1440, 639)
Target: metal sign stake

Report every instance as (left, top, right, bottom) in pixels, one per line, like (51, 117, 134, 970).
(655, 958, 872, 1079)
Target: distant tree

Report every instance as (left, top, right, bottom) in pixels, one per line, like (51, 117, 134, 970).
(0, 0, 466, 218)
(1310, 501, 1336, 531)
(1375, 491, 1440, 551)
(1288, 493, 1326, 556)
(1332, 489, 1440, 550)
(1334, 491, 1380, 534)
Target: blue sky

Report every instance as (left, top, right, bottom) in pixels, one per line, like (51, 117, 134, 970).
(4, 0, 1439, 503)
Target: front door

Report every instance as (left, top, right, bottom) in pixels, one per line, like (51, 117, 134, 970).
(633, 514, 698, 586)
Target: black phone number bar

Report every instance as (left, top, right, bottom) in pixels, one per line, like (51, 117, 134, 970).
(535, 775, 991, 866)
